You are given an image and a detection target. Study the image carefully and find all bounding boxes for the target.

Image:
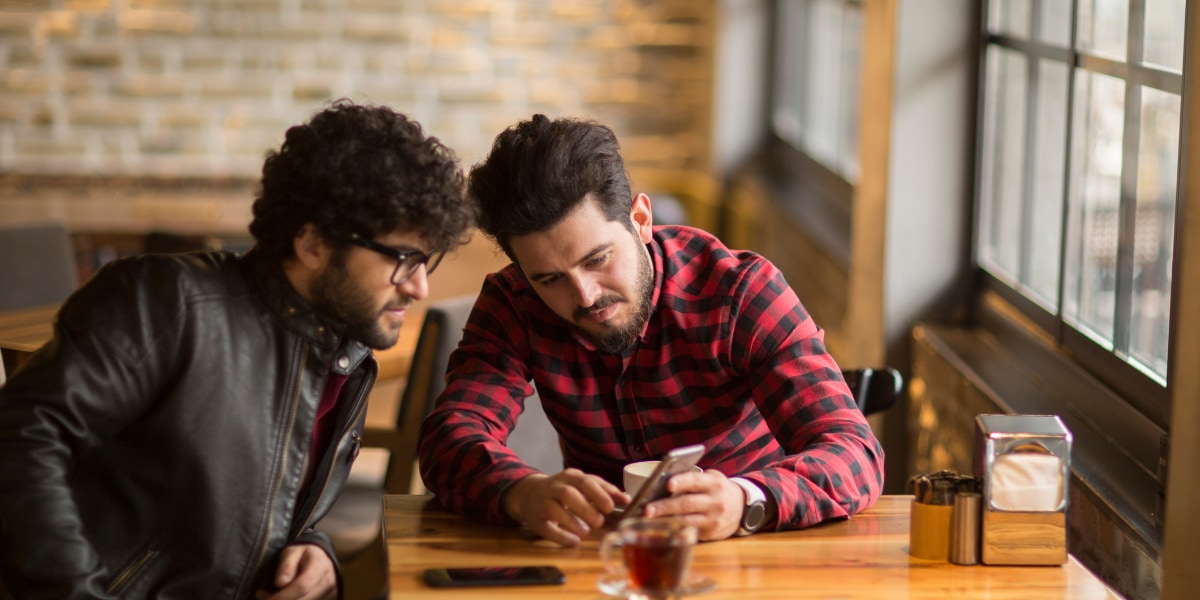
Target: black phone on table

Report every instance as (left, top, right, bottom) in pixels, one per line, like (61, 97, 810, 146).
(619, 443, 705, 521)
(422, 565, 566, 588)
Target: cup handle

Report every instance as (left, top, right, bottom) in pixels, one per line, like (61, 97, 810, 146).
(599, 531, 626, 576)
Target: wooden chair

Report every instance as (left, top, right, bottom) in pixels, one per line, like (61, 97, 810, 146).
(842, 367, 903, 416)
(317, 294, 477, 600)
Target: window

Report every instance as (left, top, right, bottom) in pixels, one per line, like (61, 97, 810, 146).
(771, 0, 863, 183)
(977, 0, 1185, 428)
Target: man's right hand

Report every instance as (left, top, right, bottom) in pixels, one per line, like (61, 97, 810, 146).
(501, 468, 629, 547)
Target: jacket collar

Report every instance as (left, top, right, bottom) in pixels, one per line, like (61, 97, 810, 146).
(241, 247, 374, 372)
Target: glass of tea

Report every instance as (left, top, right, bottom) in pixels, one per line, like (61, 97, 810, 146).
(599, 517, 698, 599)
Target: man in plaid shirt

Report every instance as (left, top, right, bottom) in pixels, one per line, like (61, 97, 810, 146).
(417, 115, 884, 547)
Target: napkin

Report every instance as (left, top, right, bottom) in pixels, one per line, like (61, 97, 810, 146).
(990, 452, 1063, 511)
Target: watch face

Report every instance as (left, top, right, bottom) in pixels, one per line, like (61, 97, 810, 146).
(743, 501, 767, 531)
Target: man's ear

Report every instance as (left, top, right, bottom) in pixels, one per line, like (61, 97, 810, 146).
(292, 224, 328, 271)
(631, 193, 655, 243)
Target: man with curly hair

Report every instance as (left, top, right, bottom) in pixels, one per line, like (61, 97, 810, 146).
(0, 100, 475, 599)
(418, 114, 883, 547)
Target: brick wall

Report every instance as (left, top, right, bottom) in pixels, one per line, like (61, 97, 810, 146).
(0, 0, 714, 229)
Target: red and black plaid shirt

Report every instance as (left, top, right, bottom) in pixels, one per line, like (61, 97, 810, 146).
(417, 226, 884, 530)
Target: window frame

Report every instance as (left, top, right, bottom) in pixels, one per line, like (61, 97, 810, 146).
(974, 0, 1185, 432)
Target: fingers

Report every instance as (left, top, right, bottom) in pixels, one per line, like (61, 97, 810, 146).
(517, 469, 629, 547)
(257, 544, 337, 600)
(643, 470, 743, 540)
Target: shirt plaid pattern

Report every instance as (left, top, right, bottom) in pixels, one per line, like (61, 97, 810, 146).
(417, 226, 884, 530)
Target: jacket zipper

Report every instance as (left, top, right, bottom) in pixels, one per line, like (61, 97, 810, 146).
(294, 369, 374, 536)
(248, 343, 307, 586)
(106, 547, 158, 595)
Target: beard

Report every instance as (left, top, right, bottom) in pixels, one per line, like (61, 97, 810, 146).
(574, 243, 655, 354)
(310, 253, 406, 350)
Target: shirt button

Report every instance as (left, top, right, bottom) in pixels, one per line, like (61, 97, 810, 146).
(287, 306, 297, 315)
(337, 355, 350, 369)
(316, 325, 325, 334)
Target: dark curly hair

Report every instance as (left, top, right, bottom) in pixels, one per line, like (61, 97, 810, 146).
(249, 99, 475, 260)
(467, 114, 632, 261)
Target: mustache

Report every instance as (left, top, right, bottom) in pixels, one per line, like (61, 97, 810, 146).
(382, 298, 413, 313)
(574, 295, 623, 321)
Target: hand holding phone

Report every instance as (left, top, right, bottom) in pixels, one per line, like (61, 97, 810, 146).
(423, 565, 566, 588)
(620, 443, 705, 521)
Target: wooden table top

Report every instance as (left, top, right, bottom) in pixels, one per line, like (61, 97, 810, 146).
(0, 303, 59, 354)
(383, 494, 1122, 599)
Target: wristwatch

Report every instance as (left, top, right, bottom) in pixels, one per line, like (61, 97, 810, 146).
(730, 477, 768, 536)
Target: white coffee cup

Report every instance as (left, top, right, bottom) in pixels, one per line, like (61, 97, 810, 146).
(623, 460, 703, 496)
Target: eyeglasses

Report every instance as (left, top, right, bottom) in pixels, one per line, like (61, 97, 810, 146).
(346, 234, 444, 285)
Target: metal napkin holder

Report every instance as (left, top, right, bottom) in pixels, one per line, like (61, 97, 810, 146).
(973, 414, 1072, 565)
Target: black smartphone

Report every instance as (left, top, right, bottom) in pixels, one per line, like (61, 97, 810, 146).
(620, 443, 706, 521)
(422, 565, 566, 588)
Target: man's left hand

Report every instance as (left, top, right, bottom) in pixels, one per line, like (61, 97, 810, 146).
(255, 543, 338, 600)
(641, 469, 746, 541)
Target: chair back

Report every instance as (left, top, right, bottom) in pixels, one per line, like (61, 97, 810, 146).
(842, 367, 903, 416)
(379, 294, 476, 493)
(0, 223, 77, 312)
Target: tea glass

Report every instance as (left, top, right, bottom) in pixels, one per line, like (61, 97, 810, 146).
(599, 517, 698, 599)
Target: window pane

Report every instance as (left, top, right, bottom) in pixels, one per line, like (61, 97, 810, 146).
(1064, 71, 1124, 346)
(1038, 0, 1073, 47)
(1077, 0, 1128, 61)
(1143, 0, 1186, 71)
(979, 47, 1029, 284)
(1027, 60, 1070, 307)
(989, 0, 1031, 38)
(802, 0, 846, 171)
(838, 7, 863, 182)
(771, 0, 804, 147)
(1129, 88, 1179, 379)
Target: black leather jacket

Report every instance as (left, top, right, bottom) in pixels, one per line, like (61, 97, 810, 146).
(0, 249, 375, 599)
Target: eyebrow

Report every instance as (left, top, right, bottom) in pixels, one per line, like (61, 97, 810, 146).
(526, 243, 612, 282)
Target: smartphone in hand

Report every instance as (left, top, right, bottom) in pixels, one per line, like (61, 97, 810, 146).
(620, 443, 705, 521)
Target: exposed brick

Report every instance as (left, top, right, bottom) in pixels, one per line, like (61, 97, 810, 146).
(67, 44, 121, 68)
(200, 76, 274, 99)
(116, 73, 192, 97)
(35, 10, 78, 38)
(3, 42, 46, 69)
(67, 101, 142, 127)
(342, 13, 411, 43)
(547, 2, 605, 22)
(0, 12, 40, 35)
(1, 68, 51, 94)
(1, 0, 715, 183)
(1, 2, 55, 12)
(63, 1, 114, 13)
(116, 9, 195, 34)
(128, 0, 192, 9)
(0, 100, 25, 122)
(61, 69, 105, 93)
(427, 0, 493, 19)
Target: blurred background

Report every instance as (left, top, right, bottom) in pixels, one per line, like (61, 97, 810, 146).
(1, 2, 1196, 598)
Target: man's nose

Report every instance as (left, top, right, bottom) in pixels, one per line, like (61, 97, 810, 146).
(572, 274, 601, 307)
(397, 264, 430, 301)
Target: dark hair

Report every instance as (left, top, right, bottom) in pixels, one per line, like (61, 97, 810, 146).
(249, 99, 475, 260)
(467, 114, 632, 260)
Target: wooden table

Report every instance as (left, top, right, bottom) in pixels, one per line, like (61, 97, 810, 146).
(383, 494, 1122, 599)
(0, 303, 59, 376)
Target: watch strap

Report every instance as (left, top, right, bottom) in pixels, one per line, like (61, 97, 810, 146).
(730, 477, 767, 536)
